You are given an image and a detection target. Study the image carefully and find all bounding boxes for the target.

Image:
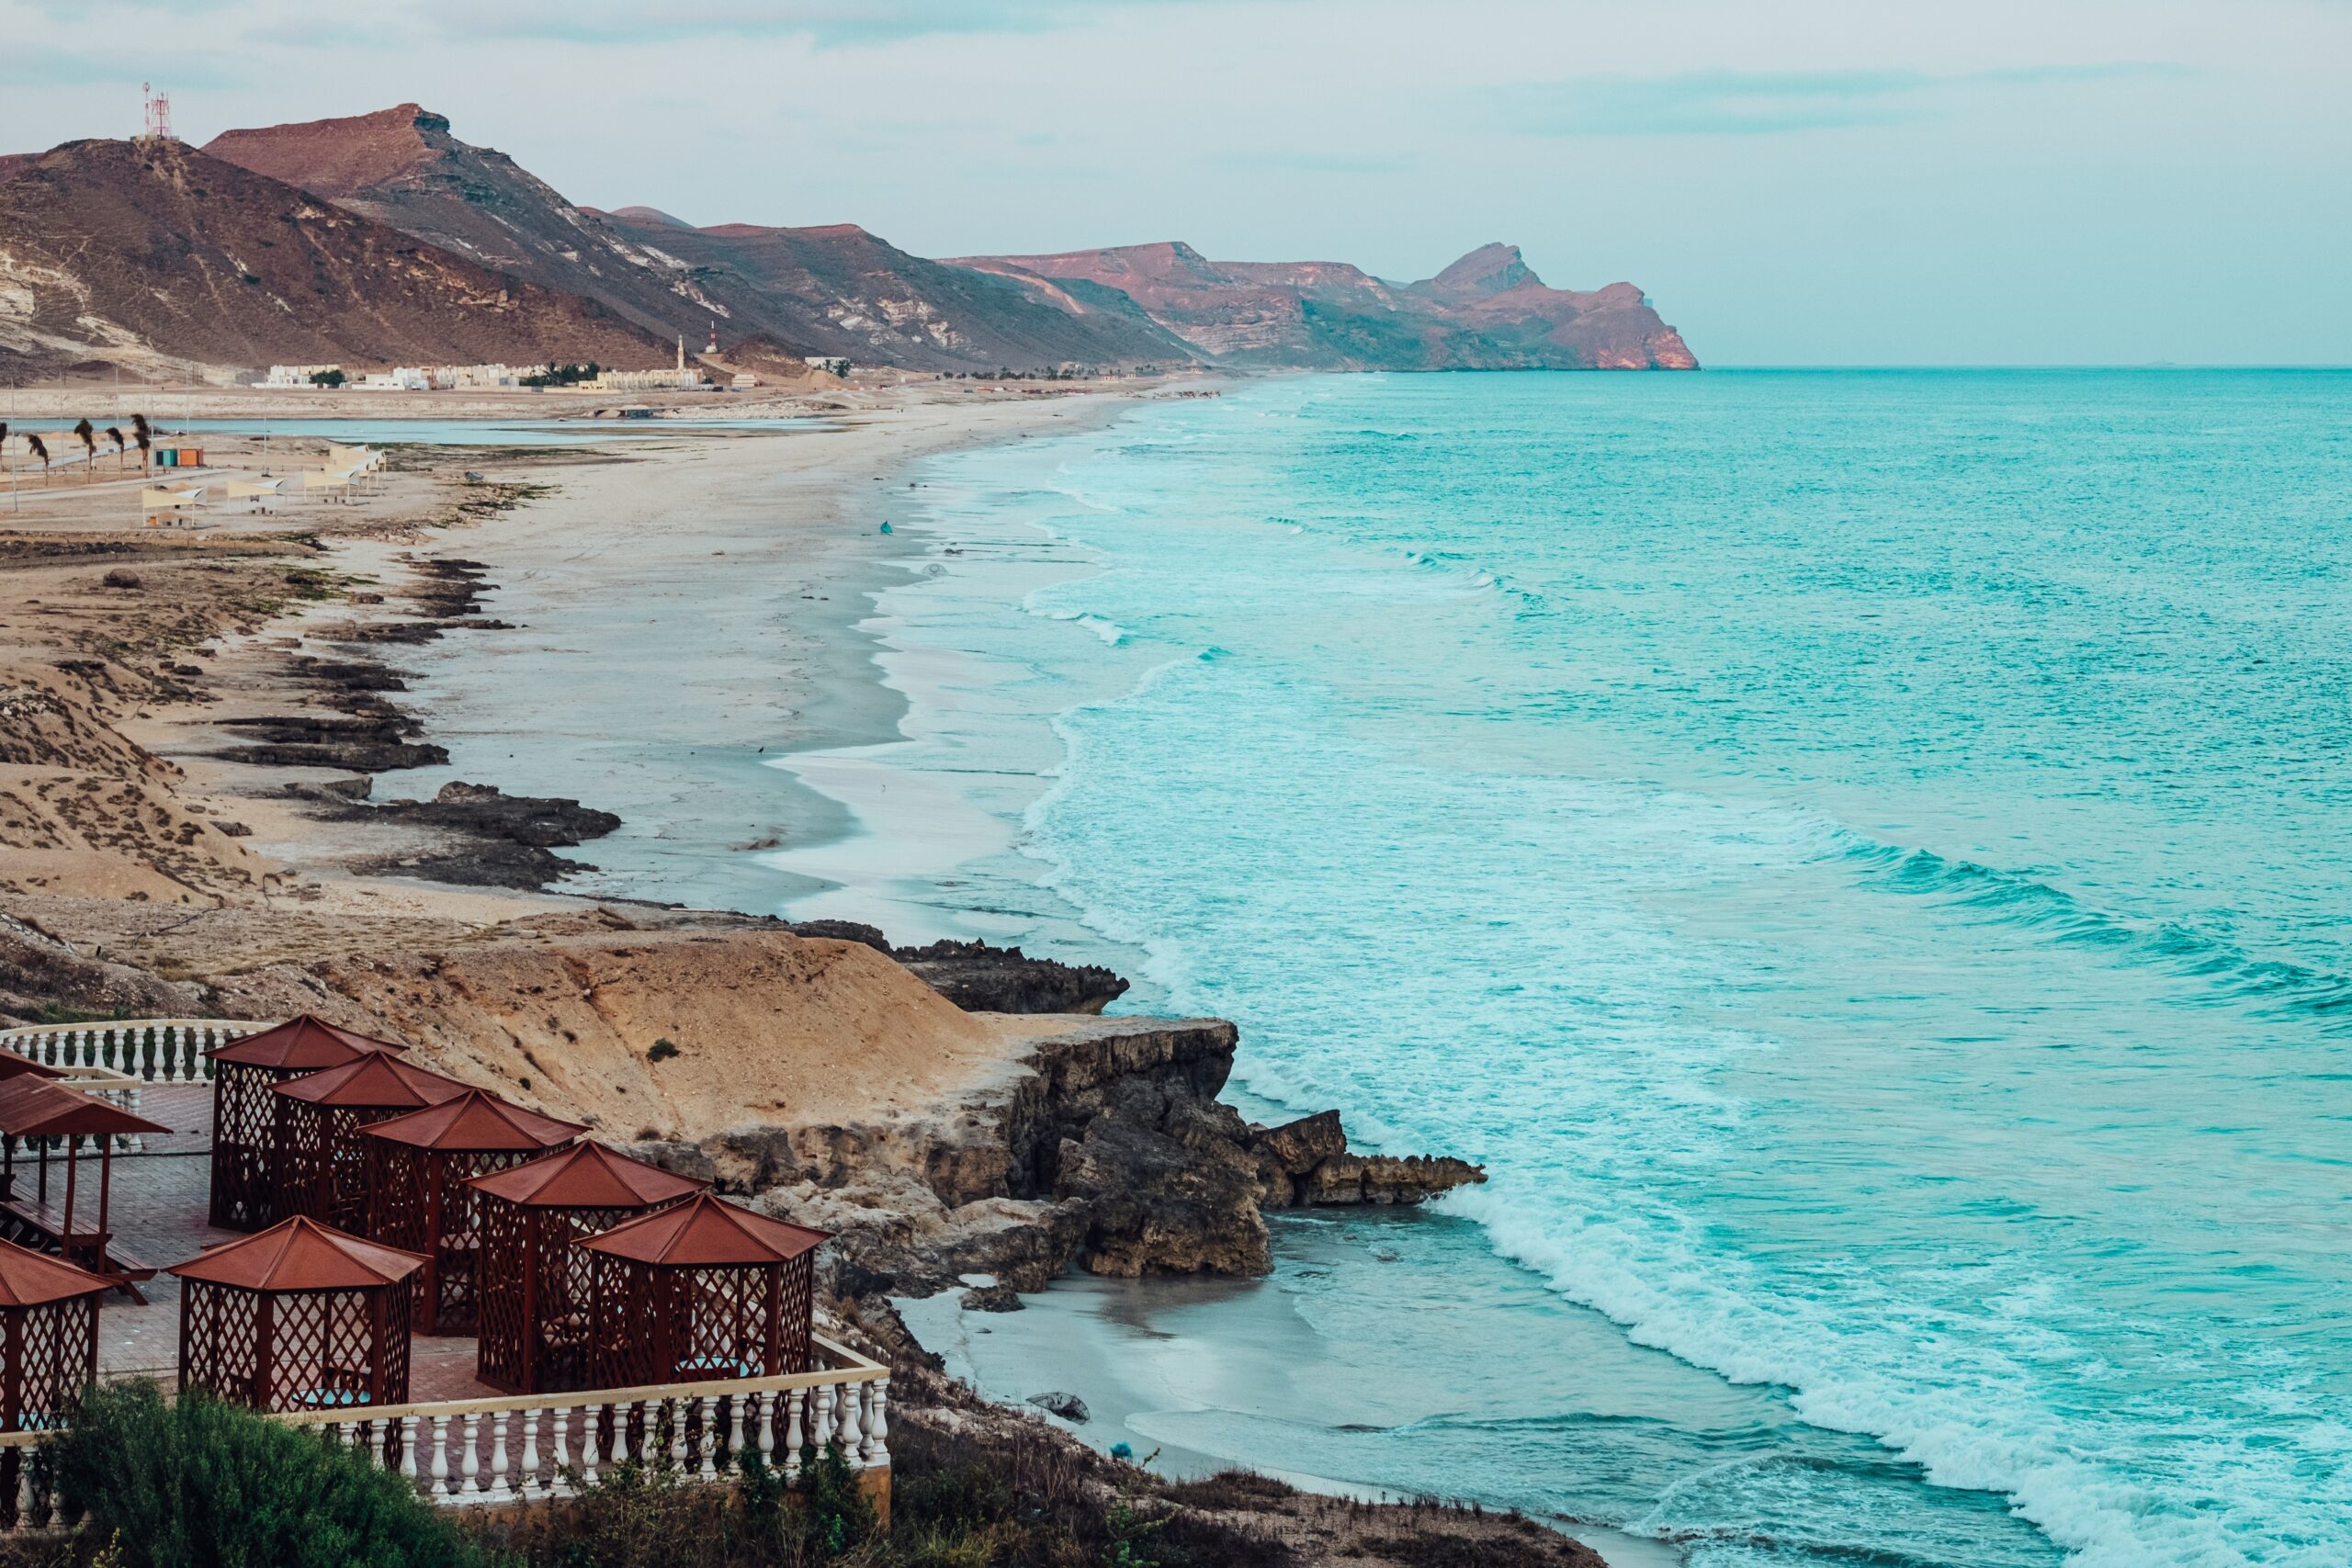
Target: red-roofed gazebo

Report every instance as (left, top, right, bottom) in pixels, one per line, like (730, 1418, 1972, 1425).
(359, 1090, 584, 1332)
(271, 1055, 470, 1234)
(0, 1078, 172, 1293)
(469, 1143, 707, 1393)
(169, 1216, 427, 1413)
(0, 1239, 108, 1432)
(581, 1192, 830, 1388)
(206, 1015, 405, 1231)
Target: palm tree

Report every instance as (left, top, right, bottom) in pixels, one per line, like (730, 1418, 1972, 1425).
(73, 418, 96, 480)
(106, 426, 125, 471)
(130, 413, 152, 474)
(26, 434, 48, 476)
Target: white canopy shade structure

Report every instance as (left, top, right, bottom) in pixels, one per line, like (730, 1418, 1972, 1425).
(141, 487, 204, 526)
(226, 479, 283, 500)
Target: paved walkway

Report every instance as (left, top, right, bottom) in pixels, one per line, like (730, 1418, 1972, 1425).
(86, 1084, 495, 1400)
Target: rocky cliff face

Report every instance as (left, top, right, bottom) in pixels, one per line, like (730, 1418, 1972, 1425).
(0, 138, 677, 383)
(957, 239, 1698, 370)
(702, 1011, 1484, 1295)
(0, 138, 671, 380)
(200, 104, 1196, 373)
(203, 105, 740, 349)
(588, 210, 1199, 371)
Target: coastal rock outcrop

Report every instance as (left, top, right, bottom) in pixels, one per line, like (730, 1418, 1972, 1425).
(1248, 1108, 1485, 1208)
(790, 919, 1130, 1014)
(204, 923, 1482, 1301)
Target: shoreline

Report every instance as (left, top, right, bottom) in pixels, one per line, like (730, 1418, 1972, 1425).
(0, 382, 1615, 1564)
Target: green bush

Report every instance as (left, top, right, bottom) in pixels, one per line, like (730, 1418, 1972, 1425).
(48, 1381, 476, 1568)
(738, 1439, 876, 1560)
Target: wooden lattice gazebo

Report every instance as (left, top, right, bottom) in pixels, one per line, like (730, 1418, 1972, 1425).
(272, 1055, 470, 1234)
(359, 1090, 584, 1333)
(581, 1193, 831, 1388)
(0, 1239, 107, 1431)
(469, 1142, 707, 1394)
(206, 1015, 405, 1231)
(169, 1217, 426, 1413)
(0, 1078, 171, 1296)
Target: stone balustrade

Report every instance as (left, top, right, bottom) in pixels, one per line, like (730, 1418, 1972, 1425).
(0, 1020, 264, 1085)
(0, 1339, 889, 1532)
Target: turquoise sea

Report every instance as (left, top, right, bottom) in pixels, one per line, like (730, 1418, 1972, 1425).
(774, 370, 2352, 1567)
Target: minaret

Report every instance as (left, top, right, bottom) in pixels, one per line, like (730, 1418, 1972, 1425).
(675, 334, 684, 372)
(706, 320, 718, 356)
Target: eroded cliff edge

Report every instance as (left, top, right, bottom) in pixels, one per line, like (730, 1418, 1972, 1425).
(200, 918, 1481, 1303)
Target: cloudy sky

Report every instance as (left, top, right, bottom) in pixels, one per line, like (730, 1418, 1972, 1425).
(4, 0, 2345, 365)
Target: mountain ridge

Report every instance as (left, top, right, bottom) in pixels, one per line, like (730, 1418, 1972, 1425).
(0, 136, 670, 380)
(3, 103, 1697, 378)
(956, 240, 1697, 370)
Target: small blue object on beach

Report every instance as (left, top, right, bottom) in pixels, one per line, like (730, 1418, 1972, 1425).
(1109, 1441, 1134, 1461)
(879, 521, 893, 534)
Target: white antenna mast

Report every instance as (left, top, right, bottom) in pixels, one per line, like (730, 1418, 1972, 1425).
(141, 83, 175, 142)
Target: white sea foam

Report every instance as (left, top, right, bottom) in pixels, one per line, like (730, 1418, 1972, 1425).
(779, 371, 2352, 1567)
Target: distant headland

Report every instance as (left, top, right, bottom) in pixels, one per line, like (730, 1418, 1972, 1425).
(0, 103, 1695, 384)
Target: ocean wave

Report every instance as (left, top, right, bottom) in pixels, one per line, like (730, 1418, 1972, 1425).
(1837, 837, 2352, 1023)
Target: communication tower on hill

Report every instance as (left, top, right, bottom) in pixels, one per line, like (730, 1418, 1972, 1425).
(141, 83, 175, 142)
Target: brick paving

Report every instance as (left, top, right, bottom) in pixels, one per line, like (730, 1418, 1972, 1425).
(85, 1084, 496, 1399)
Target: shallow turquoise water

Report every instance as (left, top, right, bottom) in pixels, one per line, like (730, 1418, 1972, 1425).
(782, 370, 2352, 1566)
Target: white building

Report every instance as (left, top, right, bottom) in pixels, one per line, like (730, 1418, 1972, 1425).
(357, 367, 433, 391)
(264, 364, 343, 388)
(430, 364, 522, 389)
(590, 335, 708, 392)
(804, 356, 851, 377)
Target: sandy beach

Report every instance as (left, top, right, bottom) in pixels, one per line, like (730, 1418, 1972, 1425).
(0, 376, 1617, 1566)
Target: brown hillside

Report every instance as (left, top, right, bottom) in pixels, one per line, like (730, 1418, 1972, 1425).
(204, 104, 1194, 371)
(957, 240, 1698, 370)
(0, 137, 671, 379)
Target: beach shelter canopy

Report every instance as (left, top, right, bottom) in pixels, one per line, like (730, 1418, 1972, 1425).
(581, 1193, 830, 1386)
(0, 1078, 170, 1285)
(0, 1079, 168, 1141)
(169, 1217, 425, 1413)
(359, 1090, 584, 1333)
(0, 1239, 107, 1434)
(206, 1014, 403, 1232)
(271, 1055, 471, 1232)
(207, 1015, 407, 1073)
(469, 1143, 707, 1394)
(0, 1056, 61, 1084)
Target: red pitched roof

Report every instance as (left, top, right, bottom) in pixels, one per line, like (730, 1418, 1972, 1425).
(0, 1077, 170, 1139)
(272, 1053, 470, 1111)
(208, 1014, 406, 1071)
(168, 1215, 426, 1292)
(0, 1055, 61, 1082)
(355, 1089, 584, 1153)
(578, 1192, 829, 1268)
(0, 1237, 112, 1307)
(468, 1141, 707, 1209)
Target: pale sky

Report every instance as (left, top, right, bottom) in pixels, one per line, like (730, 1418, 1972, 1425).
(4, 0, 2346, 366)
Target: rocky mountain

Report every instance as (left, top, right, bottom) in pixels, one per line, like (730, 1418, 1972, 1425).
(204, 105, 1194, 372)
(0, 137, 671, 380)
(588, 209, 1197, 371)
(956, 239, 1698, 370)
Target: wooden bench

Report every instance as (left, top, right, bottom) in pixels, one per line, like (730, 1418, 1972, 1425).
(0, 1195, 156, 1302)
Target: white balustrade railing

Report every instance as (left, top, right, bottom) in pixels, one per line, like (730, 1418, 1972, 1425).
(0, 1338, 889, 1533)
(0, 1020, 265, 1086)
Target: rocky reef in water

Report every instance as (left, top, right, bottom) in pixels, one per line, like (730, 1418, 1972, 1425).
(647, 1010, 1483, 1297)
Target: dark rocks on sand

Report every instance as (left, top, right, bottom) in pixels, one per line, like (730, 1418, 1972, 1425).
(788, 920, 1132, 1014)
(959, 1281, 1023, 1313)
(1026, 1391, 1090, 1423)
(298, 780, 621, 890)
